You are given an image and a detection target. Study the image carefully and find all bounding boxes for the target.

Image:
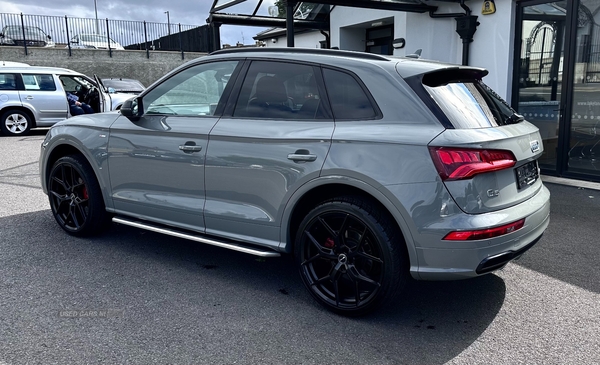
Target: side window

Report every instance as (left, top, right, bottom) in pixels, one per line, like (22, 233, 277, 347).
(143, 60, 239, 117)
(0, 74, 17, 90)
(233, 61, 326, 120)
(22, 74, 57, 91)
(323, 68, 377, 120)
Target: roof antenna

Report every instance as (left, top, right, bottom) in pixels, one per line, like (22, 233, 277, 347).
(406, 49, 422, 59)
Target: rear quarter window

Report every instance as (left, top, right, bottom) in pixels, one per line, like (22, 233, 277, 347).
(0, 73, 17, 90)
(322, 68, 378, 120)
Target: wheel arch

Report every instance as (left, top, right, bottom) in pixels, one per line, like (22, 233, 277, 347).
(281, 178, 417, 267)
(43, 141, 112, 210)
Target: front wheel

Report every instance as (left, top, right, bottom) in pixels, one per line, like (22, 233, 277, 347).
(0, 109, 32, 136)
(48, 155, 108, 236)
(295, 196, 408, 316)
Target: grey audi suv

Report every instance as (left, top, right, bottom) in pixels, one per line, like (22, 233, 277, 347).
(39, 48, 550, 316)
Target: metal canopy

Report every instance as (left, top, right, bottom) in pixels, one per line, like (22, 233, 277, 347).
(207, 0, 440, 48)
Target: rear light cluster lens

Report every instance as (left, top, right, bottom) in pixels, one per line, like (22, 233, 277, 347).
(443, 219, 525, 241)
(429, 147, 516, 180)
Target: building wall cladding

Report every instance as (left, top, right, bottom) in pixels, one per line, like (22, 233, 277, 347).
(0, 46, 207, 87)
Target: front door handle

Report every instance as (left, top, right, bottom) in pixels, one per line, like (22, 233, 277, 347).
(287, 149, 317, 162)
(179, 142, 202, 153)
(25, 95, 34, 100)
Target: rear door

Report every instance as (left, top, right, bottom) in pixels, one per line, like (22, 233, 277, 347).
(19, 73, 68, 122)
(204, 60, 334, 249)
(407, 68, 543, 214)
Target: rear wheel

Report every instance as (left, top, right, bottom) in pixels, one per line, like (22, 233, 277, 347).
(295, 196, 407, 316)
(48, 155, 108, 236)
(0, 109, 32, 136)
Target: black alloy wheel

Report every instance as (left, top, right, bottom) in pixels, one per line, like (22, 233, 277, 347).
(48, 155, 107, 236)
(296, 197, 407, 316)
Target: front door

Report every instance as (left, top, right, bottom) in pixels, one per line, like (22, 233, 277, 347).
(107, 60, 240, 232)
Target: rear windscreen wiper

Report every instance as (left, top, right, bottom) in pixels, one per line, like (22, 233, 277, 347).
(506, 113, 524, 124)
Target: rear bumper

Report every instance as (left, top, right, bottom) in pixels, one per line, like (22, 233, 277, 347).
(411, 184, 550, 280)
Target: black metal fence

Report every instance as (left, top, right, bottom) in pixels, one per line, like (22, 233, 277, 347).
(0, 13, 216, 57)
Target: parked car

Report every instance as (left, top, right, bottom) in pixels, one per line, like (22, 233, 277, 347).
(101, 78, 145, 94)
(67, 34, 124, 50)
(0, 25, 55, 48)
(0, 65, 133, 136)
(39, 48, 550, 316)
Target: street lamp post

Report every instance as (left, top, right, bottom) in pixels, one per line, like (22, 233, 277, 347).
(165, 11, 170, 36)
(94, 0, 99, 34)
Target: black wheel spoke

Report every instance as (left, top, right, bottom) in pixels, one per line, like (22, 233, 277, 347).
(356, 251, 384, 264)
(354, 280, 361, 307)
(305, 230, 336, 259)
(338, 214, 350, 247)
(355, 226, 368, 251)
(317, 216, 337, 239)
(332, 278, 340, 307)
(348, 265, 381, 288)
(300, 253, 323, 267)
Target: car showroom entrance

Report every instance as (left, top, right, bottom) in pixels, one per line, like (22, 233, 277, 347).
(514, 0, 600, 181)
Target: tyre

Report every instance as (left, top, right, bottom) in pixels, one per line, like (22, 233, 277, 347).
(295, 196, 408, 316)
(47, 155, 108, 236)
(0, 109, 32, 136)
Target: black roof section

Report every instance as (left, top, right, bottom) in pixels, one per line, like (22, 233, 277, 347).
(210, 47, 391, 61)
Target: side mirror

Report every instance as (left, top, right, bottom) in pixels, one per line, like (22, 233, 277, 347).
(120, 97, 142, 121)
(47, 35, 52, 40)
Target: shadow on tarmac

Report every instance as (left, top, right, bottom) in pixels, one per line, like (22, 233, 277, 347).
(514, 182, 600, 294)
(0, 209, 506, 364)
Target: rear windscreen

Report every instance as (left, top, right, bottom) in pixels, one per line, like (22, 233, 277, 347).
(424, 79, 519, 129)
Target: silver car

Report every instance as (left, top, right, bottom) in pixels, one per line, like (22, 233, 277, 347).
(39, 48, 550, 316)
(0, 66, 132, 136)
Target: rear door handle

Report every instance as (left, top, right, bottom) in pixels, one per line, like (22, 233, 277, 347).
(25, 95, 34, 100)
(287, 149, 317, 162)
(179, 142, 202, 153)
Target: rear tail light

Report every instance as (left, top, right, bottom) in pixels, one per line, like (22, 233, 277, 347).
(443, 219, 525, 241)
(429, 147, 516, 181)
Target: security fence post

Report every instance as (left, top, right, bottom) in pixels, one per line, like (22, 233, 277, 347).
(20, 13, 28, 55)
(179, 23, 184, 60)
(144, 21, 149, 59)
(106, 18, 112, 57)
(65, 15, 72, 57)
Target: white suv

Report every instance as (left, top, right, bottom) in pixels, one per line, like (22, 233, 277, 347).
(0, 66, 132, 136)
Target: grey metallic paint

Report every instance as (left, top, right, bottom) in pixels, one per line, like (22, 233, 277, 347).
(40, 49, 551, 282)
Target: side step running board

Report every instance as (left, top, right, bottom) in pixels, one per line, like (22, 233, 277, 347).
(112, 216, 281, 258)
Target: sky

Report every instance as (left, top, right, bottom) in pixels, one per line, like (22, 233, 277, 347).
(0, 0, 276, 46)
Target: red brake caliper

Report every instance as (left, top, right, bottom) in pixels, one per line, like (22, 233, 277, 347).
(82, 186, 88, 199)
(324, 237, 335, 249)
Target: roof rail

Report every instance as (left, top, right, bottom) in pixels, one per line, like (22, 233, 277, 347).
(210, 47, 390, 61)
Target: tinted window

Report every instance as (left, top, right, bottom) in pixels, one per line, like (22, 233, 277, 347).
(322, 68, 377, 120)
(234, 61, 326, 120)
(22, 74, 56, 91)
(0, 74, 17, 90)
(425, 80, 518, 129)
(143, 61, 238, 117)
